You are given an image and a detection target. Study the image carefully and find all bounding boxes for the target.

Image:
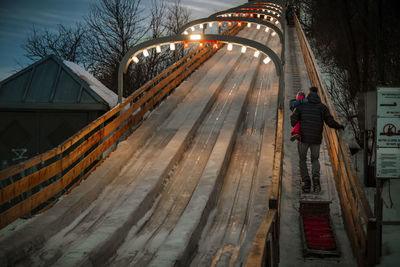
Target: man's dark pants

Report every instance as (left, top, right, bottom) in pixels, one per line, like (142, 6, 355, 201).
(298, 142, 320, 183)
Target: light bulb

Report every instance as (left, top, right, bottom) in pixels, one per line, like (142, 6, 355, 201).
(263, 57, 271, 64)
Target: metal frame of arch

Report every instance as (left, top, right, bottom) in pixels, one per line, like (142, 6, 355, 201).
(248, 1, 286, 9)
(241, 6, 282, 15)
(178, 17, 284, 62)
(178, 17, 283, 45)
(210, 10, 284, 29)
(118, 34, 283, 103)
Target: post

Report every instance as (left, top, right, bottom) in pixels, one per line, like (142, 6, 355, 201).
(366, 218, 377, 266)
(375, 179, 383, 262)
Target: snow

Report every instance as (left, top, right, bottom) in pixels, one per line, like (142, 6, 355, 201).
(63, 60, 119, 108)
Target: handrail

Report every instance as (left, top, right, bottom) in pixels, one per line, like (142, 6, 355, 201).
(294, 15, 377, 266)
(0, 25, 242, 229)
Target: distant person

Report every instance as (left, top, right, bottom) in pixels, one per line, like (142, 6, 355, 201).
(290, 86, 344, 193)
(285, 5, 294, 25)
(289, 91, 308, 141)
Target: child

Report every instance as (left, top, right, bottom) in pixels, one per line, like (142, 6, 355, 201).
(289, 91, 308, 141)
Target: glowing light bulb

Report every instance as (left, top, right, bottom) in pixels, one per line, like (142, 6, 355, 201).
(241, 46, 247, 53)
(227, 43, 233, 51)
(257, 24, 261, 30)
(263, 57, 271, 64)
(132, 56, 139, 63)
(190, 34, 202, 40)
(209, 22, 213, 27)
(143, 49, 149, 57)
(272, 31, 276, 36)
(238, 22, 242, 26)
(254, 51, 260, 58)
(183, 30, 188, 35)
(247, 23, 251, 28)
(156, 46, 161, 53)
(200, 24, 203, 29)
(257, 14, 260, 18)
(170, 43, 175, 50)
(275, 20, 279, 25)
(265, 27, 269, 32)
(191, 26, 195, 31)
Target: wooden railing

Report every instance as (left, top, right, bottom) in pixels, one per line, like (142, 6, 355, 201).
(294, 16, 377, 266)
(0, 25, 242, 229)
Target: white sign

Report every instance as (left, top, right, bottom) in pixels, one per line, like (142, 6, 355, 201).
(376, 87, 400, 178)
(376, 148, 400, 178)
(377, 87, 400, 118)
(377, 117, 400, 148)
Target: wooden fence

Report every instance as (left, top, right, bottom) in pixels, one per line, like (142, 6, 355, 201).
(294, 16, 377, 266)
(0, 25, 242, 229)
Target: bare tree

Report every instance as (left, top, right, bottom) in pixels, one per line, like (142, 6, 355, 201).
(165, 0, 191, 35)
(22, 24, 87, 64)
(165, 0, 191, 61)
(84, 0, 147, 94)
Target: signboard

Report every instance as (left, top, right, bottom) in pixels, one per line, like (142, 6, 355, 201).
(377, 117, 400, 147)
(376, 87, 400, 178)
(377, 87, 400, 117)
(376, 148, 400, 178)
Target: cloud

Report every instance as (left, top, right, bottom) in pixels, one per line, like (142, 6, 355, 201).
(186, 0, 234, 9)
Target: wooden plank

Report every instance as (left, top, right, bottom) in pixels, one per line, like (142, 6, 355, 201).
(269, 109, 284, 208)
(339, 160, 367, 251)
(340, 178, 364, 266)
(246, 210, 277, 267)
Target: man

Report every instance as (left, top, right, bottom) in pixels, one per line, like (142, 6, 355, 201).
(290, 86, 344, 193)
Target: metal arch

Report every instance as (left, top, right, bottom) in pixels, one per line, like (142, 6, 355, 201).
(178, 17, 283, 45)
(210, 10, 284, 29)
(118, 34, 283, 103)
(241, 6, 282, 15)
(229, 1, 285, 11)
(247, 1, 286, 9)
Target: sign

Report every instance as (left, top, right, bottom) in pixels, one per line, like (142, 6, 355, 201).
(376, 87, 400, 178)
(377, 117, 400, 147)
(376, 148, 400, 178)
(377, 87, 400, 117)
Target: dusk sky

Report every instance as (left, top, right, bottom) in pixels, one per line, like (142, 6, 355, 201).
(0, 0, 243, 81)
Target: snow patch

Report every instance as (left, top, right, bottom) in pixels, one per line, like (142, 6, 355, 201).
(63, 60, 119, 108)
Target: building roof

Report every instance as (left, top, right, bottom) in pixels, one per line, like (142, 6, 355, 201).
(0, 55, 118, 111)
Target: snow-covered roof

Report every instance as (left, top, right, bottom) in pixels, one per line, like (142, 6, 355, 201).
(63, 60, 118, 108)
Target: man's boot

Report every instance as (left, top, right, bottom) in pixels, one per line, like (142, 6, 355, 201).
(302, 178, 311, 193)
(313, 178, 321, 193)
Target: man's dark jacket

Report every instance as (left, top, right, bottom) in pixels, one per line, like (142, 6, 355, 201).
(290, 92, 341, 144)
